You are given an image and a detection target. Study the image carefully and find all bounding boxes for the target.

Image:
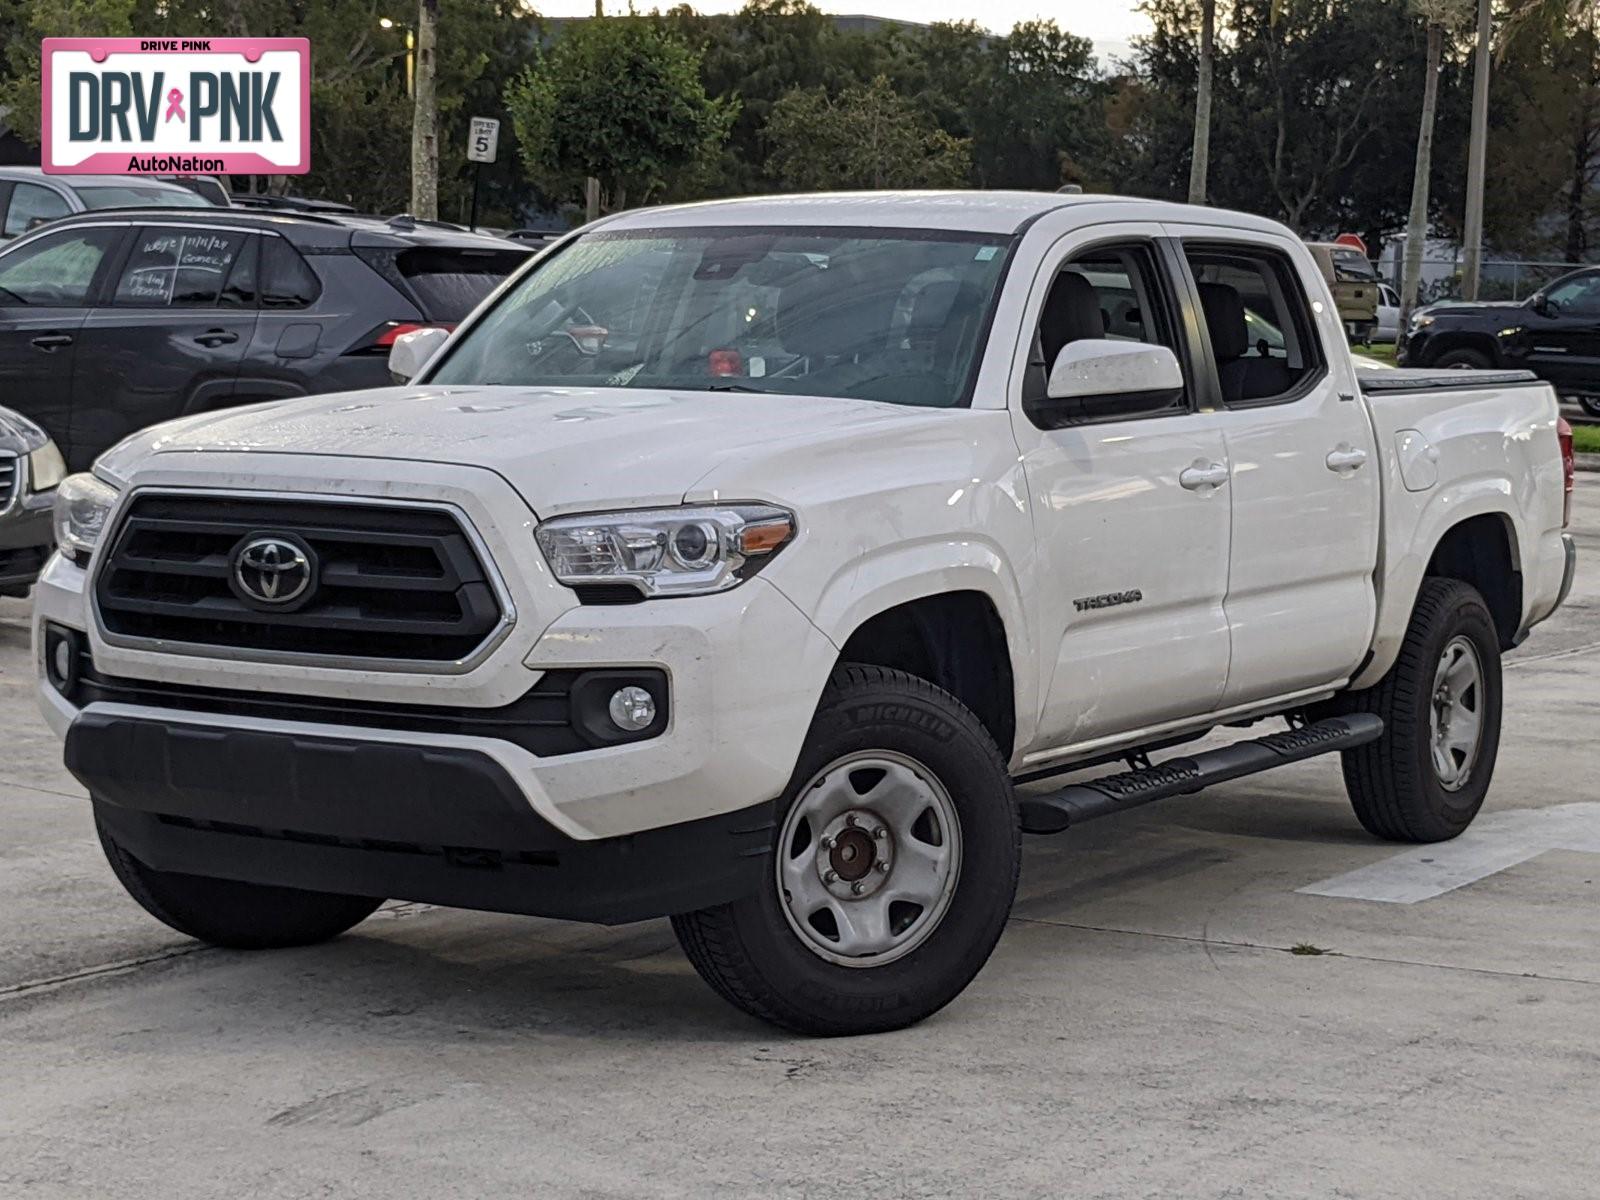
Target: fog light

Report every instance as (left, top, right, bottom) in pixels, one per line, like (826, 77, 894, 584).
(43, 622, 81, 699)
(608, 685, 657, 732)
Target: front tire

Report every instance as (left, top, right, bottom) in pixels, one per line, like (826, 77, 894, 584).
(673, 665, 1020, 1035)
(1338, 578, 1502, 842)
(1434, 347, 1493, 370)
(97, 817, 383, 949)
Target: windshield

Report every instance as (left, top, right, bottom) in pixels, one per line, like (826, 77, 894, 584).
(76, 185, 212, 210)
(429, 227, 1014, 408)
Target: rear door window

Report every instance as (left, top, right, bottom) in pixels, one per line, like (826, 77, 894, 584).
(1185, 243, 1325, 407)
(395, 248, 530, 321)
(114, 228, 250, 307)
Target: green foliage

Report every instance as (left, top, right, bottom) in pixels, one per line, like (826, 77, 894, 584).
(0, 0, 1593, 256)
(1129, 0, 1467, 245)
(766, 75, 970, 191)
(505, 17, 734, 212)
(0, 0, 533, 222)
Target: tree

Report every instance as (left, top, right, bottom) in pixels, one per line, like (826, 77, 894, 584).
(1489, 1, 1599, 263)
(1398, 0, 1475, 349)
(1187, 0, 1214, 203)
(411, 0, 439, 219)
(505, 17, 735, 213)
(765, 75, 970, 190)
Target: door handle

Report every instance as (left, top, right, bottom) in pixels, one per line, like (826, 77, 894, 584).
(30, 333, 73, 351)
(194, 329, 239, 347)
(1179, 460, 1230, 491)
(1326, 445, 1369, 473)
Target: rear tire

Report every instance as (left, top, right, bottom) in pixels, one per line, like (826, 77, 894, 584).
(1577, 395, 1600, 418)
(673, 665, 1020, 1036)
(97, 817, 383, 949)
(1434, 347, 1493, 370)
(1337, 578, 1502, 842)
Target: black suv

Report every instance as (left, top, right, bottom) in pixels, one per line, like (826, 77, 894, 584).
(0, 209, 531, 470)
(1400, 266, 1600, 415)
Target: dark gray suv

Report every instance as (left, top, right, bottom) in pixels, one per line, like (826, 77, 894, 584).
(0, 208, 532, 470)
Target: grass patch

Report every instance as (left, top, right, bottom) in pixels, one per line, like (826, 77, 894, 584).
(1573, 425, 1600, 455)
(1353, 343, 1397, 365)
(1289, 942, 1329, 956)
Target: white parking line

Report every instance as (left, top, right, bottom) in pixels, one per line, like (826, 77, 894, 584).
(1299, 802, 1600, 903)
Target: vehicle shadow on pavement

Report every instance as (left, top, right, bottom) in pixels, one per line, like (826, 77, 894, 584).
(139, 912, 779, 1045)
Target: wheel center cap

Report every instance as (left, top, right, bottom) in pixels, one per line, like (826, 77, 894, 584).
(816, 808, 894, 899)
(830, 828, 875, 881)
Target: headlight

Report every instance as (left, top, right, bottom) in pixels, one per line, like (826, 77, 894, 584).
(536, 504, 795, 598)
(27, 441, 67, 493)
(1411, 313, 1435, 329)
(52, 473, 120, 562)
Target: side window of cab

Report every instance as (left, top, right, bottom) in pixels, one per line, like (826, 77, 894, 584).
(1184, 243, 1325, 407)
(1023, 241, 1190, 425)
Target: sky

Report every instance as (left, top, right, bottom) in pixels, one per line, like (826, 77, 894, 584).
(559, 0, 1153, 62)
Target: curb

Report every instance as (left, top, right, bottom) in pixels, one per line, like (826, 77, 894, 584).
(1578, 453, 1600, 474)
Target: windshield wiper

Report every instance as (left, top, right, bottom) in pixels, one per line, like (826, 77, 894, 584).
(703, 382, 771, 393)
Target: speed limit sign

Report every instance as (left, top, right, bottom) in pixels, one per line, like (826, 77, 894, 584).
(468, 117, 500, 164)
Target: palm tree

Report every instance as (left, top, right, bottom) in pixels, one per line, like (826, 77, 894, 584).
(1188, 0, 1216, 204)
(1398, 0, 1474, 350)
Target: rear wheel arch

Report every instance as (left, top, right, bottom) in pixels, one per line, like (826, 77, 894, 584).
(835, 591, 1017, 761)
(1424, 513, 1522, 649)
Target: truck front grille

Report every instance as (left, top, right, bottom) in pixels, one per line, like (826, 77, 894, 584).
(0, 453, 16, 507)
(95, 494, 505, 663)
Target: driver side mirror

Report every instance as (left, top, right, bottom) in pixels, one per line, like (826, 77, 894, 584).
(388, 326, 451, 383)
(1039, 339, 1185, 425)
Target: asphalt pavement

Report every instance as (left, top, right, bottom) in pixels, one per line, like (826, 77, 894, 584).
(1, 486, 1596, 1199)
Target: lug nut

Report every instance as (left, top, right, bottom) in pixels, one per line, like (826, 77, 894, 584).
(873, 826, 887, 840)
(845, 814, 858, 828)
(875, 860, 890, 874)
(851, 882, 865, 895)
(824, 870, 838, 884)
(820, 836, 835, 851)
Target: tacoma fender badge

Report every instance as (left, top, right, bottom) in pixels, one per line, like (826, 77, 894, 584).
(1073, 589, 1143, 612)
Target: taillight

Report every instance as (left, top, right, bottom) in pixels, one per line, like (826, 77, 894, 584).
(348, 321, 455, 355)
(1558, 416, 1574, 527)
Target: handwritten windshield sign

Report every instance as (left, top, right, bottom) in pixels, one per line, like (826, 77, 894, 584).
(42, 37, 309, 175)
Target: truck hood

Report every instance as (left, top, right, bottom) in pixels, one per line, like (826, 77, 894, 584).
(98, 385, 942, 517)
(1421, 301, 1525, 320)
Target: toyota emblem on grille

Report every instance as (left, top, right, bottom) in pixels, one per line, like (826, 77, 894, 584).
(232, 536, 315, 607)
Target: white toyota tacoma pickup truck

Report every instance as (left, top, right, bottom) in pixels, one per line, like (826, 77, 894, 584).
(35, 193, 1577, 1035)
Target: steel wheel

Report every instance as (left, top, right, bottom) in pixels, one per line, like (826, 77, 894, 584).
(1430, 635, 1484, 791)
(775, 750, 962, 968)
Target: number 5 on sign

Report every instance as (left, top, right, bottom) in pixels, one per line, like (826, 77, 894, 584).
(468, 117, 499, 164)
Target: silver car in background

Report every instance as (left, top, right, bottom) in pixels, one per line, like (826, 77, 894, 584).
(0, 406, 64, 596)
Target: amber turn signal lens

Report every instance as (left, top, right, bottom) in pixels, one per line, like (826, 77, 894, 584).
(738, 519, 793, 556)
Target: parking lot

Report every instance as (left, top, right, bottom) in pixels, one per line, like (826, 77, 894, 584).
(0, 484, 1593, 1199)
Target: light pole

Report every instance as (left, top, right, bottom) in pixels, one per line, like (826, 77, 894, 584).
(378, 16, 415, 97)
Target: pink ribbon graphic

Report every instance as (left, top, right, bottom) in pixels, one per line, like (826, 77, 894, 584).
(164, 88, 185, 123)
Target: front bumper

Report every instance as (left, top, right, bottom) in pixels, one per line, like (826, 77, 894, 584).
(73, 710, 776, 924)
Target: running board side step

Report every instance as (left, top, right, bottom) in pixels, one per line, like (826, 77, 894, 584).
(1016, 714, 1384, 835)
